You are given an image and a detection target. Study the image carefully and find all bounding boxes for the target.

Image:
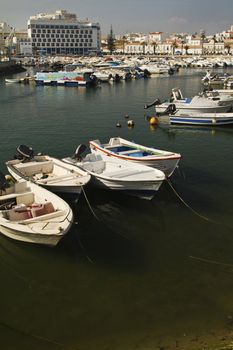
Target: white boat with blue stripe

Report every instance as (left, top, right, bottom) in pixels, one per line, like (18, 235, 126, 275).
(169, 112, 233, 126)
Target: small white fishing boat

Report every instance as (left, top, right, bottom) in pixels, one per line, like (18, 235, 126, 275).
(0, 173, 73, 246)
(169, 111, 233, 126)
(62, 147, 165, 200)
(145, 88, 233, 114)
(6, 145, 91, 196)
(5, 78, 21, 84)
(89, 137, 181, 177)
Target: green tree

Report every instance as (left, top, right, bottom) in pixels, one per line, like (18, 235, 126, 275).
(184, 44, 189, 55)
(225, 43, 231, 54)
(172, 40, 178, 55)
(212, 35, 217, 55)
(151, 41, 157, 55)
(107, 25, 116, 54)
(200, 30, 206, 55)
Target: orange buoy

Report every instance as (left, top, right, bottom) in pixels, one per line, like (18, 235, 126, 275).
(149, 116, 159, 125)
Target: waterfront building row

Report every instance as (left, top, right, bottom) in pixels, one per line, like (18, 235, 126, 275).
(1, 9, 233, 57)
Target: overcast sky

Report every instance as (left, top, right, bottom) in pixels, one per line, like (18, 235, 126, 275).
(0, 0, 233, 35)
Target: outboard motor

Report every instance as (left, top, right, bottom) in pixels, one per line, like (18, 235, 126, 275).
(144, 98, 161, 109)
(0, 171, 8, 192)
(14, 145, 34, 161)
(163, 104, 176, 115)
(73, 144, 87, 161)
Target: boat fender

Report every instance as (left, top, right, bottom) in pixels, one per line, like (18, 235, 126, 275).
(149, 116, 159, 125)
(127, 120, 134, 127)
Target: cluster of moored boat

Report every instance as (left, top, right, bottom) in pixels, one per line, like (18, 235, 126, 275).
(0, 139, 181, 246)
(145, 87, 233, 126)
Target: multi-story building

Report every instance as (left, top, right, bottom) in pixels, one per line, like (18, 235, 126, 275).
(0, 22, 15, 57)
(27, 9, 101, 55)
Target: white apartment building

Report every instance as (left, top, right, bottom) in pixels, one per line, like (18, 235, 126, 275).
(148, 32, 165, 43)
(27, 9, 101, 55)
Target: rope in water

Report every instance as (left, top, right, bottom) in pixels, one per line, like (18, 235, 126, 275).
(166, 178, 233, 231)
(0, 320, 65, 347)
(81, 185, 100, 221)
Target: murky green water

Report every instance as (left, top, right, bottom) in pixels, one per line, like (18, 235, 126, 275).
(0, 68, 233, 350)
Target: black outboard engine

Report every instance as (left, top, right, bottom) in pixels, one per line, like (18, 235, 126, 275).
(163, 104, 176, 115)
(14, 144, 34, 161)
(144, 98, 161, 109)
(0, 171, 8, 191)
(73, 144, 87, 161)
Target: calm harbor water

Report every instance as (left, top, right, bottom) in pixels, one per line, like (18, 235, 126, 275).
(0, 68, 233, 350)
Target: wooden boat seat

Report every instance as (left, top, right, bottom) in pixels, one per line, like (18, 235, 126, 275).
(0, 191, 33, 202)
(16, 161, 54, 176)
(22, 210, 67, 223)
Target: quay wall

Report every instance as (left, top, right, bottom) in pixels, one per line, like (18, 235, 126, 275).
(0, 61, 26, 75)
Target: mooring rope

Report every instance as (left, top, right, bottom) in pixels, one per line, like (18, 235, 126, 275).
(166, 178, 214, 223)
(81, 186, 130, 240)
(0, 320, 65, 348)
(189, 255, 233, 269)
(166, 178, 233, 231)
(81, 185, 100, 221)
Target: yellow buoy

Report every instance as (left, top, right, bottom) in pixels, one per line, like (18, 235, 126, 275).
(149, 116, 159, 125)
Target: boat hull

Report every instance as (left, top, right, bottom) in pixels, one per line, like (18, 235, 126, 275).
(0, 224, 68, 246)
(170, 115, 233, 126)
(0, 180, 73, 246)
(90, 139, 181, 177)
(156, 104, 232, 114)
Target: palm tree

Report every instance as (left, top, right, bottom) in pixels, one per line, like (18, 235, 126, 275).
(151, 41, 157, 55)
(121, 35, 127, 55)
(171, 40, 178, 55)
(212, 35, 217, 55)
(225, 43, 231, 55)
(141, 41, 146, 55)
(200, 31, 206, 55)
(184, 44, 189, 55)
